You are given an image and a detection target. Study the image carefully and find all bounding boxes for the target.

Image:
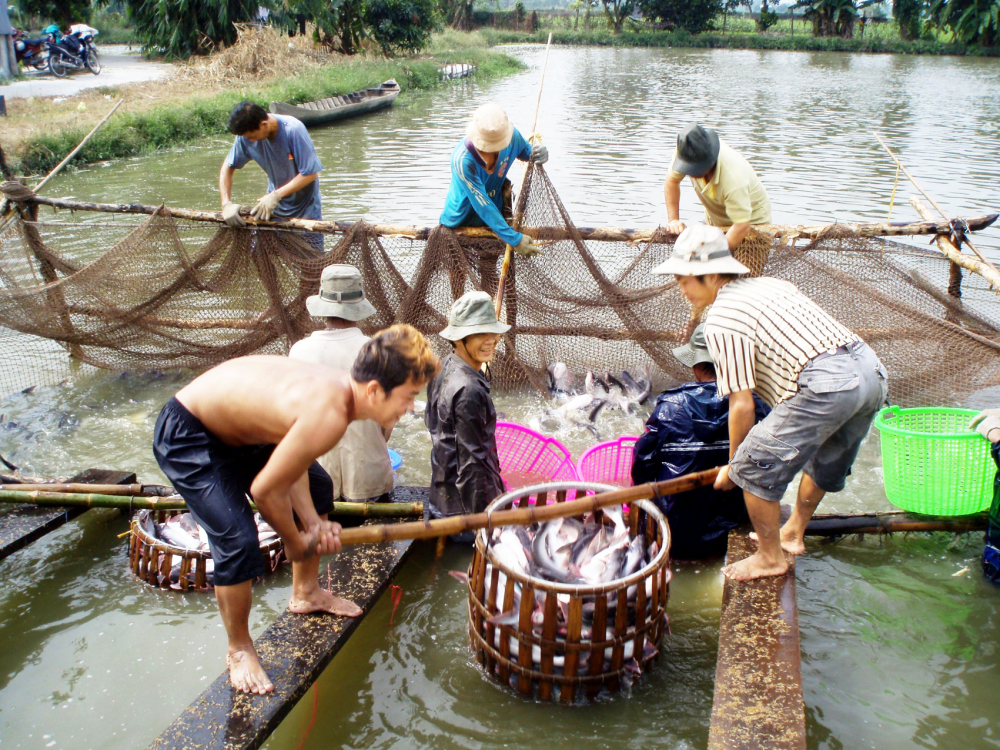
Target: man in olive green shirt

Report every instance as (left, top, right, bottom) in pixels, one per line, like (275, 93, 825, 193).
(664, 124, 771, 251)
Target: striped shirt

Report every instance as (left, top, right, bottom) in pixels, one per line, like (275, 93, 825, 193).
(704, 278, 857, 407)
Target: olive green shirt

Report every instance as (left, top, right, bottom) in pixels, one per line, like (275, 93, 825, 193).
(669, 140, 771, 227)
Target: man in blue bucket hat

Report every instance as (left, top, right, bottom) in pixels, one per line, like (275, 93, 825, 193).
(971, 408, 1000, 583)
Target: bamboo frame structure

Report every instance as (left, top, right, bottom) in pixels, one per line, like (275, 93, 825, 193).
(909, 197, 1000, 290)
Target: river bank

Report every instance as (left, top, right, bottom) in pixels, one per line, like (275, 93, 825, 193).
(0, 30, 523, 176)
(480, 27, 999, 57)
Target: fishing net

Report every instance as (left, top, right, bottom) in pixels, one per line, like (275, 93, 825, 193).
(0, 171, 998, 407)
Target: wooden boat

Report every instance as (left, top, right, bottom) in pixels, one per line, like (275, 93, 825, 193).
(268, 79, 400, 127)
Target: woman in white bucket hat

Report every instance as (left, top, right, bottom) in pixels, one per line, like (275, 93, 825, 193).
(425, 291, 511, 537)
(439, 102, 549, 259)
(654, 225, 887, 582)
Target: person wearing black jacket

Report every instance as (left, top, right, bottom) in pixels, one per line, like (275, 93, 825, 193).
(971, 408, 1000, 583)
(426, 292, 510, 534)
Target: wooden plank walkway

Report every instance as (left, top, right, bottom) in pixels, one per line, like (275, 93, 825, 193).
(708, 527, 806, 750)
(0, 469, 136, 561)
(149, 486, 427, 750)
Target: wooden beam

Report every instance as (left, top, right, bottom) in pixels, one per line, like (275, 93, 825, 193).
(709, 527, 806, 750)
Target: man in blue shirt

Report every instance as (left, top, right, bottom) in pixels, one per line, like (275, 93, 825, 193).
(219, 101, 325, 252)
(440, 102, 549, 257)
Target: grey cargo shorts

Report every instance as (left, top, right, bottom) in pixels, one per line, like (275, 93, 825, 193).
(729, 341, 888, 502)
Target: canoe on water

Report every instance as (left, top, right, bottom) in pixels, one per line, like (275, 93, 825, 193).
(269, 79, 400, 128)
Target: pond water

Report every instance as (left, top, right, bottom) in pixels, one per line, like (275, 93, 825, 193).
(1, 45, 999, 750)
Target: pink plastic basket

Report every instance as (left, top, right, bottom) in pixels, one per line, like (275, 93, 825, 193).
(577, 436, 640, 488)
(495, 421, 582, 491)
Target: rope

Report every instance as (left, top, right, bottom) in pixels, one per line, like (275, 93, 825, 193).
(887, 164, 900, 220)
(388, 584, 403, 627)
(293, 683, 320, 750)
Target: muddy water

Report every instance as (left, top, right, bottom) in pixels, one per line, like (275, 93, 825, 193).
(1, 45, 999, 749)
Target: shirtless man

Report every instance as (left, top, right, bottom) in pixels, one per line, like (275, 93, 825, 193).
(153, 324, 440, 694)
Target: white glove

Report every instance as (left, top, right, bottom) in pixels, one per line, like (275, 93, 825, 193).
(221, 201, 246, 228)
(251, 192, 281, 221)
(970, 409, 1000, 442)
(514, 235, 541, 257)
(530, 144, 549, 165)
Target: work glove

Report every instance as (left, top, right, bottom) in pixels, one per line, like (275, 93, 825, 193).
(221, 201, 246, 228)
(529, 143, 549, 165)
(970, 408, 1000, 441)
(514, 235, 541, 258)
(251, 192, 281, 222)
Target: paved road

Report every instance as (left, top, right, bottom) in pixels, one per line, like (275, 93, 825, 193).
(1, 45, 172, 99)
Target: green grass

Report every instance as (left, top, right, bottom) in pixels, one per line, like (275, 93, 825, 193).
(479, 25, 998, 56)
(14, 41, 523, 175)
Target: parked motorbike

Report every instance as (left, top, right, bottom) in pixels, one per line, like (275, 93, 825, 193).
(46, 24, 101, 78)
(12, 29, 51, 71)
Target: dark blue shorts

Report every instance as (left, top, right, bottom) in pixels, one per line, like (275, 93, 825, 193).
(153, 397, 333, 586)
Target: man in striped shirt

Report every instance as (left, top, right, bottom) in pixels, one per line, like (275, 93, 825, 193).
(654, 225, 888, 580)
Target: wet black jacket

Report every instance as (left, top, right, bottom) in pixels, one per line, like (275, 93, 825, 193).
(425, 354, 505, 517)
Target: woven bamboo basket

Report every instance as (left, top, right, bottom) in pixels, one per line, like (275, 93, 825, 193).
(467, 481, 672, 703)
(128, 510, 284, 592)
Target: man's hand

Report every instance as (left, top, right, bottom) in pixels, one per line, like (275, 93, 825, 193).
(970, 409, 1000, 443)
(529, 144, 549, 165)
(251, 192, 281, 222)
(514, 235, 541, 257)
(222, 201, 246, 228)
(715, 464, 736, 491)
(667, 219, 686, 235)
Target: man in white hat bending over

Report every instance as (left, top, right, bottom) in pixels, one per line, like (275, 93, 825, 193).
(653, 225, 888, 581)
(440, 102, 549, 258)
(426, 291, 510, 539)
(289, 265, 396, 507)
(664, 124, 771, 252)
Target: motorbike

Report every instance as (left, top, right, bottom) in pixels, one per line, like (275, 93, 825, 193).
(46, 24, 101, 78)
(12, 29, 52, 71)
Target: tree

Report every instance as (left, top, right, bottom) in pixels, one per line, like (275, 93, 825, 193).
(929, 0, 999, 45)
(601, 0, 636, 33)
(792, 0, 880, 36)
(638, 0, 723, 32)
(893, 0, 926, 38)
(757, 0, 780, 29)
(114, 0, 257, 57)
(18, 0, 91, 28)
(364, 0, 436, 54)
(721, 0, 752, 30)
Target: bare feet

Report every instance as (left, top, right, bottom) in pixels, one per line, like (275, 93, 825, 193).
(749, 527, 807, 556)
(227, 648, 274, 695)
(289, 588, 363, 617)
(722, 551, 789, 581)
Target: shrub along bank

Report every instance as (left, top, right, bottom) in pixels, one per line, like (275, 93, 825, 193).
(480, 27, 999, 56)
(9, 44, 522, 176)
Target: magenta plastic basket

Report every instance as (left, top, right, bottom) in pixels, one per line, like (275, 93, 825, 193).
(495, 421, 582, 491)
(577, 436, 640, 488)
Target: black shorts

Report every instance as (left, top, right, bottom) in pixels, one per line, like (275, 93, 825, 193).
(152, 397, 334, 586)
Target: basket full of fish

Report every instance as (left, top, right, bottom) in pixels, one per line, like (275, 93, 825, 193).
(128, 510, 282, 591)
(467, 481, 671, 703)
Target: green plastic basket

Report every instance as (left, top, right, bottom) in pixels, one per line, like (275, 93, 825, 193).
(873, 406, 994, 516)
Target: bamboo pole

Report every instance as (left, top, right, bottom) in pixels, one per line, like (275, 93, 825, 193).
(875, 132, 999, 275)
(338, 467, 722, 546)
(0, 482, 157, 496)
(3, 191, 995, 245)
(0, 489, 423, 517)
(496, 31, 553, 320)
(804, 510, 986, 536)
(909, 197, 1000, 291)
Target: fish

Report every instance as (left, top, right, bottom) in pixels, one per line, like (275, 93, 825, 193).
(578, 539, 629, 586)
(546, 362, 574, 396)
(487, 608, 520, 627)
(447, 570, 469, 585)
(532, 519, 576, 583)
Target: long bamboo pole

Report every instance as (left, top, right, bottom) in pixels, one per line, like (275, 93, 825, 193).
(4, 191, 995, 244)
(339, 467, 722, 546)
(0, 489, 423, 517)
(0, 482, 159, 496)
(874, 132, 999, 275)
(496, 31, 553, 320)
(909, 197, 1000, 290)
(805, 510, 986, 536)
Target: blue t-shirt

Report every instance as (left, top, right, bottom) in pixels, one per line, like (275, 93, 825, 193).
(439, 127, 532, 247)
(226, 115, 323, 220)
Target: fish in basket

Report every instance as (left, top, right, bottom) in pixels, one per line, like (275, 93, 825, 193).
(128, 510, 282, 591)
(467, 481, 671, 702)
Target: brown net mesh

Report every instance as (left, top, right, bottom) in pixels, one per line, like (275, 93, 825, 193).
(0, 166, 997, 407)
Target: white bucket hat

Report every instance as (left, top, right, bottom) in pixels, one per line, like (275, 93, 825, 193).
(305, 264, 376, 321)
(466, 102, 514, 153)
(651, 224, 751, 277)
(672, 323, 714, 368)
(439, 291, 511, 341)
